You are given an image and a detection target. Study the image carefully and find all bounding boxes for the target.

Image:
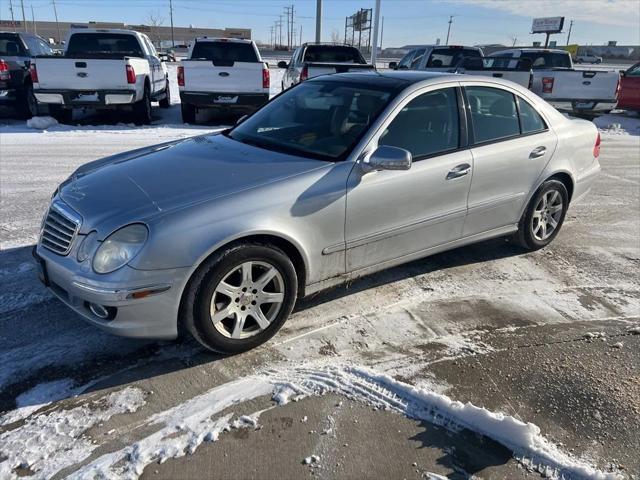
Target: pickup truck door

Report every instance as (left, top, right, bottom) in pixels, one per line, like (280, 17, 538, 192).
(285, 47, 302, 88)
(462, 84, 557, 236)
(345, 86, 472, 272)
(140, 36, 163, 93)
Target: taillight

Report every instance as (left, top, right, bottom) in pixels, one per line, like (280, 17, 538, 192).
(262, 65, 270, 89)
(29, 63, 39, 83)
(593, 132, 601, 158)
(125, 64, 136, 84)
(0, 59, 9, 81)
(542, 77, 554, 93)
(300, 66, 308, 82)
(177, 66, 185, 87)
(527, 73, 533, 90)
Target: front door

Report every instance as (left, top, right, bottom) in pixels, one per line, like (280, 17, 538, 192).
(462, 85, 558, 236)
(345, 86, 472, 272)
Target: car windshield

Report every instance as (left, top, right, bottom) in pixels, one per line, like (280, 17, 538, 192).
(227, 80, 395, 161)
(426, 48, 481, 68)
(191, 41, 258, 63)
(66, 33, 144, 58)
(520, 51, 572, 69)
(303, 45, 366, 64)
(0, 34, 26, 57)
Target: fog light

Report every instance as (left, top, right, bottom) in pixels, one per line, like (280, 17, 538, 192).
(88, 303, 116, 320)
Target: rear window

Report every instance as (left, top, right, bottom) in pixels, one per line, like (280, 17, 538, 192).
(0, 34, 26, 57)
(303, 46, 365, 64)
(520, 51, 571, 69)
(426, 48, 481, 68)
(66, 33, 144, 58)
(191, 41, 258, 64)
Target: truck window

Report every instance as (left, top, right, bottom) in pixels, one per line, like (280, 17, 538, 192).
(191, 41, 258, 64)
(410, 49, 426, 69)
(520, 51, 571, 69)
(0, 34, 26, 57)
(396, 50, 415, 69)
(66, 33, 144, 58)
(426, 48, 481, 68)
(303, 45, 365, 64)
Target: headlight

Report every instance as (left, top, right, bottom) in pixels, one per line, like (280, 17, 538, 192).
(77, 231, 98, 262)
(92, 224, 148, 274)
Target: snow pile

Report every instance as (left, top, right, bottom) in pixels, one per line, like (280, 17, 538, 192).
(25, 116, 59, 130)
(0, 386, 145, 480)
(594, 112, 640, 136)
(0, 378, 77, 426)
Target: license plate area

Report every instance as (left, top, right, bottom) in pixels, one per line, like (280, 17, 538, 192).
(214, 95, 238, 104)
(73, 92, 99, 102)
(573, 101, 595, 110)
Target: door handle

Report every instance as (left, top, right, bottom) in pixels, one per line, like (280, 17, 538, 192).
(446, 163, 471, 180)
(529, 146, 547, 159)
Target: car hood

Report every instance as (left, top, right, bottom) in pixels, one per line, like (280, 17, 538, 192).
(59, 132, 329, 233)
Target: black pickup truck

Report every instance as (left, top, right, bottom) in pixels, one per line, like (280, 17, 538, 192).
(0, 31, 54, 118)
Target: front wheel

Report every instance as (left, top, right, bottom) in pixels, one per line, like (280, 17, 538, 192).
(182, 243, 298, 354)
(514, 179, 569, 250)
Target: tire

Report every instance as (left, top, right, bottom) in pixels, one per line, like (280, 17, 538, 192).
(133, 84, 152, 125)
(159, 79, 170, 108)
(514, 179, 569, 251)
(16, 82, 38, 119)
(48, 105, 73, 124)
(181, 102, 196, 124)
(182, 243, 298, 354)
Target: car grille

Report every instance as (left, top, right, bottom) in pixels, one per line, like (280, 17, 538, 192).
(40, 202, 81, 255)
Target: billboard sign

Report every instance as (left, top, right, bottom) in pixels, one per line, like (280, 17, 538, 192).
(531, 17, 564, 34)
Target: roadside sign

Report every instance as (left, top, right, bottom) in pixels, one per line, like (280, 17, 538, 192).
(531, 17, 565, 34)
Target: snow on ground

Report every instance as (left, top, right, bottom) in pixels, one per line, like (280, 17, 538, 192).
(594, 111, 640, 136)
(0, 378, 76, 426)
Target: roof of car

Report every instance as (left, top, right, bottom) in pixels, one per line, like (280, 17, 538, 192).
(311, 70, 457, 87)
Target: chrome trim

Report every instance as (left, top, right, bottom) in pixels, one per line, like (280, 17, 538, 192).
(40, 200, 82, 256)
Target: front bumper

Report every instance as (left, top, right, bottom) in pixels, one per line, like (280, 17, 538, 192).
(33, 243, 190, 340)
(34, 89, 137, 107)
(180, 91, 269, 112)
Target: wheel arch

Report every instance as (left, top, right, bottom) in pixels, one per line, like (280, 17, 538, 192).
(546, 171, 575, 203)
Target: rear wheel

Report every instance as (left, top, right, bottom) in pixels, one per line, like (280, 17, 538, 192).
(48, 105, 73, 124)
(159, 79, 170, 108)
(181, 102, 196, 124)
(182, 243, 298, 354)
(514, 179, 569, 250)
(17, 82, 38, 119)
(133, 84, 152, 125)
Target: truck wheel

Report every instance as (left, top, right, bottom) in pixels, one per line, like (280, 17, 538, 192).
(49, 105, 73, 124)
(17, 83, 38, 119)
(133, 85, 152, 125)
(181, 102, 196, 124)
(159, 79, 170, 108)
(182, 242, 298, 354)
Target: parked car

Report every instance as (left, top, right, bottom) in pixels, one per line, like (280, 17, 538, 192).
(30, 29, 170, 124)
(617, 62, 640, 112)
(489, 48, 620, 115)
(279, 43, 375, 90)
(576, 54, 603, 64)
(0, 31, 55, 118)
(178, 38, 269, 123)
(34, 72, 601, 354)
(389, 45, 532, 88)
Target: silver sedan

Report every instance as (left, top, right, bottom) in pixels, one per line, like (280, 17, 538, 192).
(34, 71, 601, 353)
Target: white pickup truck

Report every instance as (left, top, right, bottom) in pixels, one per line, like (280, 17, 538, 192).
(278, 44, 375, 90)
(390, 45, 533, 88)
(178, 38, 269, 124)
(31, 29, 170, 124)
(489, 48, 620, 115)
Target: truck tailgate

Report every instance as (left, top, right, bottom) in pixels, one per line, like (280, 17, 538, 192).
(34, 57, 131, 90)
(181, 61, 265, 93)
(533, 70, 620, 101)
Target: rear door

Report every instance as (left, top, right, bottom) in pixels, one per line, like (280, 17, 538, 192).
(140, 35, 164, 93)
(184, 41, 264, 94)
(462, 84, 557, 236)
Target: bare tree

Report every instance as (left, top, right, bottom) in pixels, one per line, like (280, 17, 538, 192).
(508, 34, 518, 47)
(330, 28, 343, 45)
(146, 10, 165, 48)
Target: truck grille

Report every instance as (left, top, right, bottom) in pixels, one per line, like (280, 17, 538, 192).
(40, 202, 81, 255)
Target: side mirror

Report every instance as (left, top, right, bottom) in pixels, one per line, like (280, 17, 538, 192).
(388, 61, 397, 70)
(278, 61, 288, 69)
(362, 146, 412, 173)
(236, 114, 248, 125)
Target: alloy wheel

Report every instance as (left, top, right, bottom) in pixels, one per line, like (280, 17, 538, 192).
(532, 189, 563, 241)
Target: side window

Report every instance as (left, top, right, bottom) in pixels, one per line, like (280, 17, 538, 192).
(626, 63, 640, 77)
(466, 86, 519, 143)
(409, 48, 426, 69)
(397, 50, 415, 69)
(23, 36, 42, 56)
(379, 88, 459, 159)
(38, 39, 54, 56)
(517, 97, 547, 134)
(292, 47, 302, 66)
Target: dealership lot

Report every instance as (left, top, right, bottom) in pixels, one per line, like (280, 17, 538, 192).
(1, 67, 639, 480)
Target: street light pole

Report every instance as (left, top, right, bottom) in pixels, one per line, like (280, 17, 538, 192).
(370, 0, 381, 65)
(315, 0, 322, 43)
(445, 15, 453, 45)
(169, 0, 175, 47)
(52, 0, 62, 45)
(31, 4, 37, 35)
(20, 0, 27, 32)
(566, 20, 574, 45)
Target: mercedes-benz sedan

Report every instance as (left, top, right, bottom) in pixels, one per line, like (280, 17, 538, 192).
(34, 71, 601, 353)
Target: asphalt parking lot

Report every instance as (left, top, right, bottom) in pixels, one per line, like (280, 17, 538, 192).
(0, 90, 639, 478)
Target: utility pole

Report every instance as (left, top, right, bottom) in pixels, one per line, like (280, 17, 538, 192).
(277, 16, 284, 48)
(370, 0, 381, 64)
(380, 16, 384, 51)
(20, 0, 27, 32)
(8, 0, 16, 32)
(290, 4, 295, 48)
(52, 0, 61, 45)
(566, 20, 574, 45)
(284, 6, 291, 49)
(31, 4, 37, 35)
(270, 25, 274, 49)
(169, 0, 175, 47)
(299, 25, 302, 45)
(315, 0, 322, 43)
(445, 15, 453, 46)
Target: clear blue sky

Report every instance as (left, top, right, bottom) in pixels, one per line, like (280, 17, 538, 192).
(2, 0, 639, 46)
